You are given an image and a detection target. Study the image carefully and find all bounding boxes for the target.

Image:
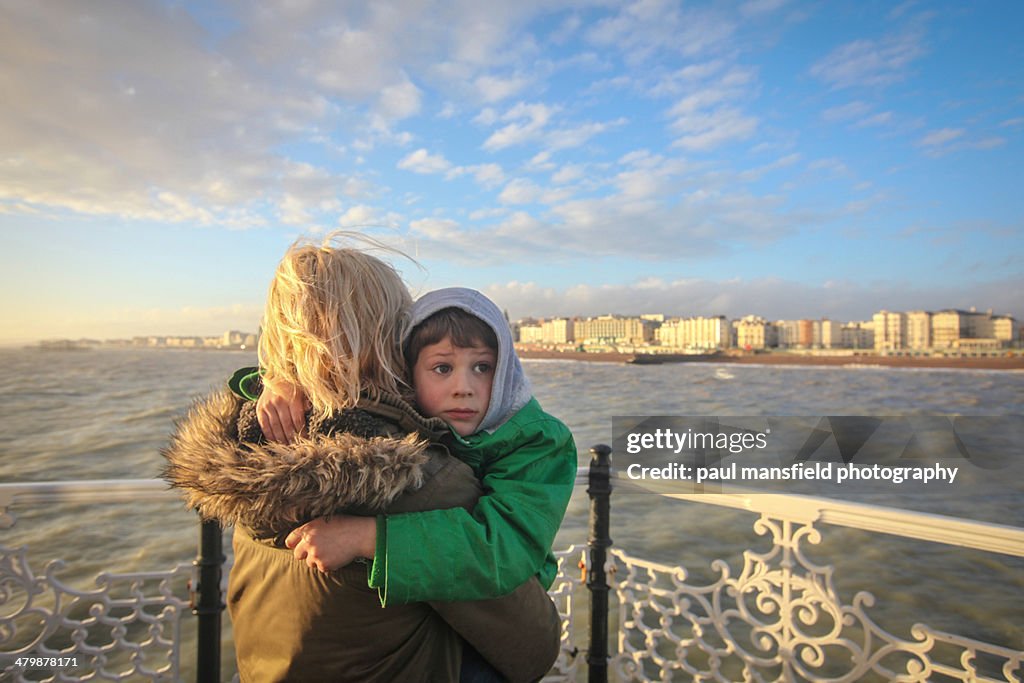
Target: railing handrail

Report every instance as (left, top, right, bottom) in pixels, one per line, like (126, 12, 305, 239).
(573, 469, 1024, 558)
(0, 478, 175, 508)
(4, 467, 1023, 682)
(4, 475, 1023, 557)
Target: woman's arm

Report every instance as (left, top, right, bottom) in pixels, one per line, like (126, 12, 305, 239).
(430, 577, 562, 683)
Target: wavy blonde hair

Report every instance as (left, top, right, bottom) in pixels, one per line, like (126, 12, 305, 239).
(258, 232, 412, 420)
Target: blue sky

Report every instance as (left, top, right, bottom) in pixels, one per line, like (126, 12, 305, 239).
(1, 0, 1022, 343)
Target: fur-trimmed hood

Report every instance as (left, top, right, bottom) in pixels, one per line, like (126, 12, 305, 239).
(161, 389, 446, 536)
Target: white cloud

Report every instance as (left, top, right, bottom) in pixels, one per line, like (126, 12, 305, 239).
(586, 1, 737, 62)
(399, 153, 809, 266)
(855, 111, 894, 128)
(971, 137, 1006, 150)
(498, 178, 571, 205)
(918, 128, 964, 147)
(552, 164, 585, 184)
(471, 164, 507, 188)
(807, 158, 851, 177)
(671, 108, 758, 151)
(527, 151, 557, 171)
(810, 31, 926, 89)
(740, 0, 790, 17)
(482, 102, 557, 150)
(409, 217, 463, 240)
(0, 3, 378, 226)
(437, 102, 459, 119)
(822, 101, 873, 122)
(663, 65, 759, 151)
(397, 148, 453, 174)
(338, 204, 401, 229)
(377, 78, 423, 120)
(474, 107, 500, 126)
(278, 194, 315, 226)
(447, 163, 507, 189)
(475, 74, 531, 103)
(547, 118, 628, 150)
(917, 129, 1008, 158)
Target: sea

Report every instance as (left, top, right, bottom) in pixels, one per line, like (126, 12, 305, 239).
(1, 347, 1022, 680)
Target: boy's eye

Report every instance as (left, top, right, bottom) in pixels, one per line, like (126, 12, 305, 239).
(431, 364, 452, 375)
(473, 362, 494, 374)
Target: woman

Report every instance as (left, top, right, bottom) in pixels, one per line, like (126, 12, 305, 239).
(162, 234, 560, 682)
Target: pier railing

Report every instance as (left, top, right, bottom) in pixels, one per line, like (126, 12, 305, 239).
(3, 447, 1024, 682)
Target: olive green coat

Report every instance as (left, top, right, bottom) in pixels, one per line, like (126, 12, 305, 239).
(162, 390, 560, 683)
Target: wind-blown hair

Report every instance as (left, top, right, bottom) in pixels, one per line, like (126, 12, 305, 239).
(258, 233, 412, 420)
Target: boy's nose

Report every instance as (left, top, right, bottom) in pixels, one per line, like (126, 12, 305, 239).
(452, 370, 473, 395)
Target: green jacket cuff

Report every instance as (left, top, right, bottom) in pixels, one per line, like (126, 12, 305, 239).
(228, 366, 262, 401)
(369, 515, 388, 606)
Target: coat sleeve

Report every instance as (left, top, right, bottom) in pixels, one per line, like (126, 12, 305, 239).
(370, 417, 577, 604)
(429, 576, 562, 683)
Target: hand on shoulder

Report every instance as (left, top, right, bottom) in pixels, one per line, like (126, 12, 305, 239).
(257, 378, 309, 443)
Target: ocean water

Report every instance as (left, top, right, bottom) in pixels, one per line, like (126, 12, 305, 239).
(1, 348, 1022, 678)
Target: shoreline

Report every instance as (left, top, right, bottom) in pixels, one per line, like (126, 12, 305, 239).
(515, 348, 1024, 370)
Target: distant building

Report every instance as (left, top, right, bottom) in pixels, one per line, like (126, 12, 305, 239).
(541, 318, 575, 344)
(906, 311, 932, 350)
(841, 321, 874, 350)
(775, 320, 802, 349)
(820, 320, 840, 349)
(574, 315, 655, 346)
(991, 316, 1017, 346)
(518, 323, 544, 344)
(873, 311, 906, 352)
(797, 320, 817, 349)
(735, 315, 776, 350)
(872, 308, 1014, 352)
(931, 310, 966, 349)
(657, 316, 729, 351)
(222, 330, 249, 346)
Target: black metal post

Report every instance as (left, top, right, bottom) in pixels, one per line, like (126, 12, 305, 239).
(587, 444, 612, 683)
(194, 519, 225, 683)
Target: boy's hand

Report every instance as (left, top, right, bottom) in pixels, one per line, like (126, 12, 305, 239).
(285, 516, 377, 573)
(257, 378, 309, 443)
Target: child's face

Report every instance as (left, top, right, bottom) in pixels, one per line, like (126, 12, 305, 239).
(412, 336, 496, 436)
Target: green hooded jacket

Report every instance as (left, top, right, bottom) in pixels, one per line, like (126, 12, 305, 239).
(369, 287, 578, 604)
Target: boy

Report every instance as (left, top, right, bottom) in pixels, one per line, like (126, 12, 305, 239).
(263, 287, 578, 606)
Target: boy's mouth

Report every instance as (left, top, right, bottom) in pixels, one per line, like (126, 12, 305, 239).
(445, 409, 478, 420)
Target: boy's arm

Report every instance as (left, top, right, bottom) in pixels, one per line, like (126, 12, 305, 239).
(370, 417, 577, 604)
(227, 366, 307, 443)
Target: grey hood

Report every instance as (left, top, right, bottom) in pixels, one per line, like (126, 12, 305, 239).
(406, 287, 531, 433)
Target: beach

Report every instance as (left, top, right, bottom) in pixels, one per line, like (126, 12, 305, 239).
(515, 346, 1024, 370)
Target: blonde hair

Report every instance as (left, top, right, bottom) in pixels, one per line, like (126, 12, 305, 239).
(258, 232, 412, 420)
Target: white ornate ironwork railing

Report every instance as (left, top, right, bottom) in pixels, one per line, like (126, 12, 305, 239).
(3, 477, 1023, 682)
(1, 481, 191, 682)
(604, 476, 1024, 683)
(545, 545, 588, 682)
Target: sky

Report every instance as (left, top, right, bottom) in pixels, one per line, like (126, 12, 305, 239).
(1, 0, 1022, 343)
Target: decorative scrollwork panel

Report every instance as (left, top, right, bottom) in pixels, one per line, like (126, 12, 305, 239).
(1, 544, 191, 682)
(542, 544, 586, 682)
(609, 513, 1023, 683)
